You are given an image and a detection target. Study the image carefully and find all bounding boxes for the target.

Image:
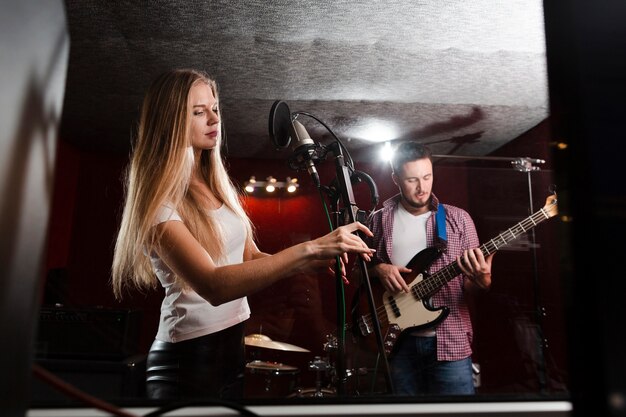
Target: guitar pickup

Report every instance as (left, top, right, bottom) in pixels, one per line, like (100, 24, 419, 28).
(388, 295, 401, 317)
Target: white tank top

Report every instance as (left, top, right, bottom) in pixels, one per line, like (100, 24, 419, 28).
(150, 204, 250, 343)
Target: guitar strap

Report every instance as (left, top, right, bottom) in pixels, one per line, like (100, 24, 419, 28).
(435, 203, 447, 249)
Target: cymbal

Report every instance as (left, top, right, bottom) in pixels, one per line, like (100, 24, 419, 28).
(244, 333, 310, 352)
(246, 360, 299, 372)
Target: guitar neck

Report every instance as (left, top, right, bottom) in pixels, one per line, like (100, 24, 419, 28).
(413, 204, 555, 299)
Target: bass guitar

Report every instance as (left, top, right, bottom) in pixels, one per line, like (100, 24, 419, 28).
(354, 194, 558, 356)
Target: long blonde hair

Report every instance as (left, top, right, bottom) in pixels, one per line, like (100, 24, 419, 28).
(111, 69, 253, 299)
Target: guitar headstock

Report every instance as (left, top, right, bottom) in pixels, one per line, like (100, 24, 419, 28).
(543, 194, 558, 218)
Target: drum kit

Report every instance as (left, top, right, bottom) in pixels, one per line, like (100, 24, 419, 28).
(244, 333, 343, 398)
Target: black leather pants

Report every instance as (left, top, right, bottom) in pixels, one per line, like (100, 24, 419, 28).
(146, 322, 245, 400)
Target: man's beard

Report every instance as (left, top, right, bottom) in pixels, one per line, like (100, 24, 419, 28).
(401, 189, 430, 209)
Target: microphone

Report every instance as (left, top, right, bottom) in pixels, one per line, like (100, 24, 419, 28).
(290, 120, 320, 188)
(268, 100, 322, 188)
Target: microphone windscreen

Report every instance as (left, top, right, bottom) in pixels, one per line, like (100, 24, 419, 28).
(269, 100, 292, 150)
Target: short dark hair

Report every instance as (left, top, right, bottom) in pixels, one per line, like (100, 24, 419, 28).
(390, 141, 433, 174)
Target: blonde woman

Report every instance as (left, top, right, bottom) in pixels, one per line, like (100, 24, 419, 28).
(111, 69, 374, 400)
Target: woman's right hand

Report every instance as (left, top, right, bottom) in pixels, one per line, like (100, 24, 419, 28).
(309, 221, 375, 264)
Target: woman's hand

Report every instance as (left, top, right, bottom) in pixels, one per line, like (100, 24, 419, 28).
(310, 257, 350, 284)
(310, 222, 375, 264)
(298, 222, 375, 281)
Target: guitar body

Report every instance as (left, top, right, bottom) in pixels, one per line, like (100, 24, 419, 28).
(353, 246, 446, 356)
(382, 273, 449, 332)
(383, 246, 449, 330)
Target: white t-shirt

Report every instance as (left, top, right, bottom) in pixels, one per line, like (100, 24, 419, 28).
(150, 204, 250, 343)
(391, 204, 436, 337)
(390, 203, 431, 268)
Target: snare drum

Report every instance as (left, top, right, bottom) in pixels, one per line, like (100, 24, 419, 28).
(244, 360, 300, 398)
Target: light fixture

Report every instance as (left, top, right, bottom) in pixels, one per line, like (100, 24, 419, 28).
(265, 176, 277, 193)
(243, 176, 299, 194)
(380, 141, 394, 162)
(286, 177, 298, 193)
(244, 176, 256, 193)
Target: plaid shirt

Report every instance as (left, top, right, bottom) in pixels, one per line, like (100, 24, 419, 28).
(366, 193, 479, 361)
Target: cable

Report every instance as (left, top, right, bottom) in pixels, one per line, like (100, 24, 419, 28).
(33, 364, 260, 416)
(32, 363, 140, 417)
(294, 111, 355, 171)
(318, 187, 346, 343)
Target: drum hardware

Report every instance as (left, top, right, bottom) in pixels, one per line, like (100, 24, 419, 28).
(245, 360, 300, 398)
(246, 360, 299, 373)
(244, 333, 367, 398)
(323, 333, 337, 352)
(288, 387, 336, 398)
(244, 333, 310, 352)
(289, 356, 335, 398)
(309, 356, 330, 371)
(319, 333, 372, 396)
(243, 333, 309, 398)
(309, 355, 331, 381)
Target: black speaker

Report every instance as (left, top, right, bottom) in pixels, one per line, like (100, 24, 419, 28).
(31, 355, 147, 403)
(35, 306, 141, 360)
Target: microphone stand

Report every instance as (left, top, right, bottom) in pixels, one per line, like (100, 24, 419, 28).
(516, 159, 549, 394)
(433, 153, 549, 393)
(325, 141, 394, 396)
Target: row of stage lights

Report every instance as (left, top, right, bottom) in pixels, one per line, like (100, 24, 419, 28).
(244, 176, 299, 194)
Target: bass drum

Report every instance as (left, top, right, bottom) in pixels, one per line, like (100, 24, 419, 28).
(288, 387, 336, 398)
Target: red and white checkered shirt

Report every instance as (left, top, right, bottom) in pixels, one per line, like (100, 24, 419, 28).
(366, 193, 479, 361)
